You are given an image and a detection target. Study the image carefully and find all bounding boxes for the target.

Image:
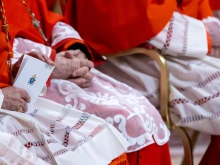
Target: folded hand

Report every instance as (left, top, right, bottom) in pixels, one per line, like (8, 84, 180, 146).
(52, 51, 94, 86)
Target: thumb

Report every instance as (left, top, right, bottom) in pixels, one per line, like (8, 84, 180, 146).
(12, 54, 25, 76)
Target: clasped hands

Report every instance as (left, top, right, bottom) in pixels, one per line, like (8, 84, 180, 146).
(2, 49, 94, 112)
(52, 49, 94, 88)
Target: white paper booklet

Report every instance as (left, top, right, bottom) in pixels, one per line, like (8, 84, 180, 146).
(13, 55, 55, 112)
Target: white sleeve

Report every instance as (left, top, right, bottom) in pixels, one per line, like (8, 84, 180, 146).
(51, 22, 83, 47)
(202, 16, 220, 47)
(149, 12, 208, 59)
(0, 89, 4, 108)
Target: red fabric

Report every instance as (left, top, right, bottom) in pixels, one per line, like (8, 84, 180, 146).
(209, 0, 220, 11)
(199, 135, 220, 165)
(3, 0, 65, 87)
(54, 38, 96, 63)
(127, 143, 171, 165)
(3, 0, 101, 86)
(0, 19, 12, 88)
(45, 0, 55, 10)
(4, 0, 101, 65)
(64, 0, 176, 54)
(178, 0, 213, 20)
(4, 0, 64, 45)
(205, 25, 213, 54)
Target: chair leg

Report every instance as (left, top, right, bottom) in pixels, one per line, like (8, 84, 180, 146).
(190, 131, 200, 151)
(181, 131, 200, 165)
(173, 126, 193, 165)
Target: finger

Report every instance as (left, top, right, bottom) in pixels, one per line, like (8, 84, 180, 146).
(74, 49, 83, 56)
(18, 88, 31, 103)
(12, 54, 25, 76)
(16, 54, 25, 65)
(68, 78, 87, 86)
(65, 50, 75, 59)
(72, 67, 89, 77)
(80, 82, 91, 88)
(13, 54, 25, 69)
(82, 72, 94, 81)
(42, 55, 55, 66)
(27, 51, 46, 62)
(80, 60, 94, 68)
(19, 100, 28, 113)
(56, 51, 66, 57)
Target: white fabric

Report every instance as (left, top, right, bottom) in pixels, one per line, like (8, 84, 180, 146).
(13, 38, 52, 59)
(51, 22, 82, 47)
(0, 132, 49, 165)
(149, 12, 208, 59)
(0, 89, 4, 109)
(0, 97, 129, 165)
(97, 12, 220, 135)
(213, 10, 220, 20)
(203, 16, 220, 46)
(12, 21, 170, 152)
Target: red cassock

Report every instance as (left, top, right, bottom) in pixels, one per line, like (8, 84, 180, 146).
(64, 0, 177, 55)
(64, 0, 174, 165)
(3, 0, 105, 88)
(177, 0, 213, 19)
(3, 0, 103, 64)
(0, 19, 11, 88)
(209, 0, 220, 11)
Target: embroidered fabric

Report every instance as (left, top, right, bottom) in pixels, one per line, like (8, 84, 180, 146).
(0, 97, 129, 165)
(12, 21, 170, 152)
(97, 11, 220, 135)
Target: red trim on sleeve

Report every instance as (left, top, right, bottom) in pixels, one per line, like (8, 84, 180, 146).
(53, 38, 105, 66)
(205, 26, 213, 55)
(52, 38, 95, 62)
(0, 83, 10, 89)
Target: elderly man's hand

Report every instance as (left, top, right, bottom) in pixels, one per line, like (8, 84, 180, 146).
(1, 86, 30, 112)
(52, 50, 94, 87)
(64, 50, 94, 88)
(65, 49, 87, 60)
(13, 51, 55, 77)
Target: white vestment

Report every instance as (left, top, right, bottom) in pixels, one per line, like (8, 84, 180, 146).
(0, 98, 129, 165)
(12, 21, 170, 153)
(97, 12, 220, 135)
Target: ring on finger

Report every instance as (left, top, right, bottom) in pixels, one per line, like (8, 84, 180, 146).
(17, 106, 23, 113)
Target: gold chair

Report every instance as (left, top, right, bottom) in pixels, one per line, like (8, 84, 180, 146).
(104, 48, 194, 165)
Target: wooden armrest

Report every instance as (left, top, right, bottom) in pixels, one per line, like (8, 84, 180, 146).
(105, 47, 173, 129)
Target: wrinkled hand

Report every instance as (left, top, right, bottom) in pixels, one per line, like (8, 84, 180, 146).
(1, 86, 30, 112)
(65, 49, 87, 60)
(12, 51, 55, 77)
(64, 50, 94, 88)
(52, 51, 94, 88)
